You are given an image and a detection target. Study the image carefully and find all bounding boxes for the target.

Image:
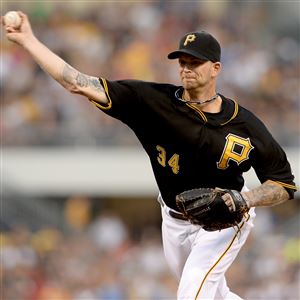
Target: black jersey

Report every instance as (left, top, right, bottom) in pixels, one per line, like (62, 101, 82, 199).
(91, 79, 297, 210)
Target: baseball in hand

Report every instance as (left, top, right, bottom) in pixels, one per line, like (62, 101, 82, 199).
(4, 11, 22, 28)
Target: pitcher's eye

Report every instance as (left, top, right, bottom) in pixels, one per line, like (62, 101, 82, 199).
(179, 60, 185, 67)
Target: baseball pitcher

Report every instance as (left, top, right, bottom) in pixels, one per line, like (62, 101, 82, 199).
(2, 12, 297, 300)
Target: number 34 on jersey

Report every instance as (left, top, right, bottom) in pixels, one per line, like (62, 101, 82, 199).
(156, 134, 254, 174)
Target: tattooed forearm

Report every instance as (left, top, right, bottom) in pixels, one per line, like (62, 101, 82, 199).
(88, 77, 103, 91)
(62, 64, 104, 93)
(241, 180, 289, 208)
(61, 63, 106, 102)
(62, 64, 78, 88)
(76, 72, 89, 87)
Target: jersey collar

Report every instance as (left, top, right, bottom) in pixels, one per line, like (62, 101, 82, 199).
(174, 88, 239, 127)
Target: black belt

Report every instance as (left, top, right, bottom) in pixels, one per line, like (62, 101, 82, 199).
(169, 210, 188, 221)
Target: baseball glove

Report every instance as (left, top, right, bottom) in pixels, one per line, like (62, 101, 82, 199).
(176, 188, 249, 231)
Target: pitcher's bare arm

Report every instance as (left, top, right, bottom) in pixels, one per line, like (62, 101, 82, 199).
(2, 11, 107, 104)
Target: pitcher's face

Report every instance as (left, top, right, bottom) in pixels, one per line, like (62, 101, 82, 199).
(178, 54, 221, 90)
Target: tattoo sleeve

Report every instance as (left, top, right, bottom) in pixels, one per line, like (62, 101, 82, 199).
(242, 180, 290, 208)
(62, 64, 104, 94)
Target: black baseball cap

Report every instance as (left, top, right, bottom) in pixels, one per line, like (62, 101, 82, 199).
(168, 31, 221, 62)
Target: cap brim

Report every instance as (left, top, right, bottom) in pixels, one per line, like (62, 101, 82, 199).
(167, 49, 209, 60)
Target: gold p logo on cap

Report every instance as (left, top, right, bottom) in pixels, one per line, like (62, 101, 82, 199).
(183, 34, 196, 46)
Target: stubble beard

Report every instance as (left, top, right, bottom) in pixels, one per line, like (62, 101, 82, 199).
(182, 78, 197, 90)
(182, 79, 204, 92)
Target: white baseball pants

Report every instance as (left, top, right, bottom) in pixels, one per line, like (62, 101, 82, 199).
(158, 194, 255, 300)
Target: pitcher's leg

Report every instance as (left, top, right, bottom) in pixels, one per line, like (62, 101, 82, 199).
(177, 217, 252, 300)
(160, 205, 193, 281)
(214, 277, 243, 300)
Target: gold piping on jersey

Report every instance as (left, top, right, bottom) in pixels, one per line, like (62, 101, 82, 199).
(221, 100, 239, 126)
(269, 180, 298, 191)
(186, 99, 239, 126)
(194, 214, 250, 300)
(186, 103, 208, 123)
(89, 78, 112, 110)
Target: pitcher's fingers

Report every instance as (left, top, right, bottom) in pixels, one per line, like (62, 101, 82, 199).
(6, 26, 18, 33)
(17, 11, 27, 22)
(222, 193, 231, 202)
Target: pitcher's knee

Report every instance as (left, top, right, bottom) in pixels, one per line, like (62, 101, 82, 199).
(178, 270, 218, 300)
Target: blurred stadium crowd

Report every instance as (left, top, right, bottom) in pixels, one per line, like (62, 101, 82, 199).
(2, 197, 300, 300)
(2, 1, 299, 147)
